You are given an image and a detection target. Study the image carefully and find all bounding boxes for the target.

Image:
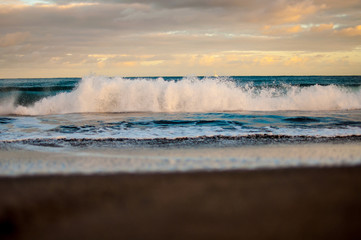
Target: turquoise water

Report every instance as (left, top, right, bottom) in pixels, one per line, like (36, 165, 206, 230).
(1, 75, 361, 144)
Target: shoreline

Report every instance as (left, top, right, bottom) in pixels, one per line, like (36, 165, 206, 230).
(1, 142, 361, 176)
(1, 166, 361, 239)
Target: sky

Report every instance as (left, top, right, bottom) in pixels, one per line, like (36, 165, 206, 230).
(0, 0, 361, 77)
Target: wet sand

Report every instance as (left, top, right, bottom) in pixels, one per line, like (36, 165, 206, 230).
(1, 166, 361, 240)
(1, 143, 361, 175)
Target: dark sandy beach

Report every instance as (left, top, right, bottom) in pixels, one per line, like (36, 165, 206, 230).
(1, 166, 361, 240)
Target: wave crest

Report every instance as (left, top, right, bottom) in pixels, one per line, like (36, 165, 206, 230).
(4, 75, 361, 115)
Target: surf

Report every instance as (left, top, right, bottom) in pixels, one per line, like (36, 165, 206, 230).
(1, 75, 361, 115)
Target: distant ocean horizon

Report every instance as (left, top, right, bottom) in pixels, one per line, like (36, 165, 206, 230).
(1, 75, 360, 175)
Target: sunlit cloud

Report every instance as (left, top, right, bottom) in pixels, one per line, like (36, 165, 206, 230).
(40, 2, 99, 9)
(338, 25, 361, 36)
(310, 24, 335, 32)
(268, 1, 322, 25)
(0, 0, 360, 77)
(263, 25, 304, 36)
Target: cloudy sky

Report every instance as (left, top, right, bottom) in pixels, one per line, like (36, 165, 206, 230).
(1, 0, 361, 77)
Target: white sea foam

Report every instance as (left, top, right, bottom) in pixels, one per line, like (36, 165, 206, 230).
(3, 75, 361, 115)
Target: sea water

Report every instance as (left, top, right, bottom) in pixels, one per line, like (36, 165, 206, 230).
(0, 76, 360, 175)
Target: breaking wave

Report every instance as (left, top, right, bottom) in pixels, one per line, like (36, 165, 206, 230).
(2, 75, 361, 115)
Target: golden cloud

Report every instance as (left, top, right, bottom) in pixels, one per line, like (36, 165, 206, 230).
(285, 56, 308, 66)
(38, 2, 99, 9)
(271, 1, 323, 24)
(338, 25, 361, 36)
(263, 25, 303, 35)
(310, 24, 334, 32)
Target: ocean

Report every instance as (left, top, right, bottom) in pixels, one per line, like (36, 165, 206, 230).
(0, 75, 361, 175)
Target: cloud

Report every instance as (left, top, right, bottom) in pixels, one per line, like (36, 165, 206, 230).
(310, 24, 335, 32)
(263, 25, 303, 35)
(266, 1, 321, 24)
(0, 0, 357, 35)
(0, 0, 361, 77)
(338, 25, 361, 36)
(0, 32, 30, 47)
(313, 0, 361, 9)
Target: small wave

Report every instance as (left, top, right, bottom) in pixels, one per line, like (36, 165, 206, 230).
(284, 117, 320, 123)
(1, 75, 361, 115)
(2, 135, 361, 149)
(0, 117, 14, 124)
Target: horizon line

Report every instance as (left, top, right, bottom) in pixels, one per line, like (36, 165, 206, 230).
(1, 74, 361, 80)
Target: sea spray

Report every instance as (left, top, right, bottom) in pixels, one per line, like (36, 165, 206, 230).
(3, 75, 361, 115)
